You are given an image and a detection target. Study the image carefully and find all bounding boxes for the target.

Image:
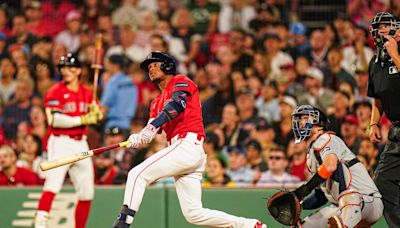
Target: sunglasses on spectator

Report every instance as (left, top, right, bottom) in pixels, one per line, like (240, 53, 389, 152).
(269, 156, 285, 160)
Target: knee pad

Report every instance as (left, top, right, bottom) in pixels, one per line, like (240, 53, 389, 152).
(337, 189, 363, 228)
(182, 208, 203, 224)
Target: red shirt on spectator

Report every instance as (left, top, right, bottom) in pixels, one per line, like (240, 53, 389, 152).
(40, 0, 76, 37)
(95, 166, 120, 185)
(0, 167, 38, 186)
(289, 159, 307, 181)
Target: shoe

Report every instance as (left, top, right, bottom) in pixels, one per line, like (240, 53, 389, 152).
(254, 221, 267, 228)
(34, 211, 49, 228)
(328, 216, 345, 228)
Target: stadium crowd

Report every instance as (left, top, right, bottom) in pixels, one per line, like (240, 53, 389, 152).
(0, 0, 395, 188)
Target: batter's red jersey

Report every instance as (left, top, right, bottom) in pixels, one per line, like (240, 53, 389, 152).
(45, 82, 93, 137)
(150, 75, 205, 141)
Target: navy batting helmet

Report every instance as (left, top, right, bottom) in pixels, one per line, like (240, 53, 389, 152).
(140, 51, 176, 75)
(291, 105, 330, 143)
(58, 53, 81, 71)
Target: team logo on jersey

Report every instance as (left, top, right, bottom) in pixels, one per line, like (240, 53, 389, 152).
(174, 82, 188, 88)
(64, 93, 71, 99)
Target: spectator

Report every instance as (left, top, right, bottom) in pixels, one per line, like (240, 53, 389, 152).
(0, 8, 12, 37)
(220, 103, 248, 148)
(235, 87, 263, 132)
(249, 118, 276, 151)
(288, 22, 309, 60)
(16, 133, 45, 180)
(304, 29, 329, 69)
(2, 77, 34, 140)
(357, 153, 373, 177)
(101, 55, 138, 133)
(156, 0, 173, 21)
(111, 0, 141, 29)
(347, 0, 388, 29)
(94, 151, 126, 185)
(193, 68, 215, 103)
(97, 13, 119, 48)
(51, 43, 68, 79)
(40, 0, 77, 37)
(31, 58, 55, 97)
(297, 67, 334, 112)
(354, 100, 372, 136)
(354, 68, 373, 103)
(255, 79, 280, 124)
(278, 63, 305, 99)
(104, 127, 130, 164)
(228, 29, 254, 73)
(25, 0, 47, 37)
(136, 10, 158, 48)
(188, 0, 220, 35)
(256, 146, 300, 187)
(29, 105, 48, 148)
(287, 139, 309, 181)
(245, 139, 264, 171)
(79, 0, 101, 32)
(203, 155, 235, 187)
(341, 26, 374, 76)
(106, 24, 146, 63)
(321, 48, 357, 90)
(358, 138, 379, 173)
(10, 45, 29, 69)
(327, 90, 352, 136)
(273, 96, 297, 148)
(341, 114, 362, 154)
(203, 131, 225, 160)
(0, 145, 38, 186)
(0, 57, 17, 103)
(31, 36, 54, 61)
(226, 146, 255, 186)
(5, 15, 38, 53)
(55, 10, 82, 53)
(262, 33, 293, 78)
(218, 0, 256, 33)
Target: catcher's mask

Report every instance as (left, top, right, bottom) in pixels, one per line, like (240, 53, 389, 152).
(370, 12, 400, 48)
(292, 105, 328, 143)
(140, 51, 176, 75)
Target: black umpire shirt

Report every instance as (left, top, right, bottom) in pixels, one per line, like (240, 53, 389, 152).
(367, 51, 400, 122)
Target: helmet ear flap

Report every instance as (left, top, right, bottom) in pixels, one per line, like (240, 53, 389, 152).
(160, 60, 176, 75)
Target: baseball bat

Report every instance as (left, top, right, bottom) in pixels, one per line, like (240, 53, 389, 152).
(91, 33, 103, 103)
(39, 141, 130, 171)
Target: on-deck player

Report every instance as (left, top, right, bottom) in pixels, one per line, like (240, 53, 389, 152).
(112, 51, 267, 228)
(35, 53, 103, 228)
(290, 105, 383, 227)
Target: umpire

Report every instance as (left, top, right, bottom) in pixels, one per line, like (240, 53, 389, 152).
(368, 12, 400, 227)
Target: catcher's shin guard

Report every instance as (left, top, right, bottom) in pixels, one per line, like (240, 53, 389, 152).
(112, 205, 136, 228)
(328, 216, 345, 228)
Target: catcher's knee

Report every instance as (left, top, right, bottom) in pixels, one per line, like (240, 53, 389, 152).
(333, 189, 363, 228)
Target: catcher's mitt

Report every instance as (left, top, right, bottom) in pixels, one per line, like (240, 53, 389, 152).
(267, 191, 301, 226)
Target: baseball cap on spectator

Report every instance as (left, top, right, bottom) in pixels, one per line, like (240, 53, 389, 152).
(289, 22, 306, 36)
(104, 127, 130, 137)
(343, 114, 359, 126)
(256, 118, 273, 131)
(227, 146, 246, 155)
(279, 96, 297, 109)
(246, 140, 262, 153)
(66, 10, 81, 22)
(264, 79, 279, 90)
(26, 0, 41, 10)
(304, 67, 324, 82)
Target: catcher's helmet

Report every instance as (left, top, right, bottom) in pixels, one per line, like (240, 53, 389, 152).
(370, 12, 400, 47)
(291, 105, 329, 143)
(140, 51, 176, 75)
(58, 53, 81, 71)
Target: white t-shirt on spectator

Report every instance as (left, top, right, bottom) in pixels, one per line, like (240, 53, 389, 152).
(341, 46, 373, 76)
(218, 5, 256, 33)
(55, 30, 80, 53)
(0, 80, 17, 102)
(270, 51, 294, 78)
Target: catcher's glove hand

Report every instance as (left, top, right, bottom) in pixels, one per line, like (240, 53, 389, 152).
(267, 191, 301, 226)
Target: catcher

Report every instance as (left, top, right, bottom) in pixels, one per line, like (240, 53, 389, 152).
(268, 105, 383, 227)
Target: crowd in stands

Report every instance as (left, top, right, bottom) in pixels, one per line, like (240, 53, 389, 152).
(0, 0, 396, 188)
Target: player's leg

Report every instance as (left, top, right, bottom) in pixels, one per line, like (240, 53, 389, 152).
(374, 144, 400, 227)
(68, 139, 93, 228)
(35, 136, 70, 228)
(301, 205, 338, 228)
(174, 156, 265, 228)
(113, 140, 205, 227)
(360, 194, 384, 226)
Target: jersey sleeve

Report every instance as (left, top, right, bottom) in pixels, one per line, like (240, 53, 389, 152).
(313, 134, 344, 161)
(44, 88, 62, 112)
(171, 76, 196, 95)
(149, 98, 159, 119)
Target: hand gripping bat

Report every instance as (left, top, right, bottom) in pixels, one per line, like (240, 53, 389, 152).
(39, 141, 130, 171)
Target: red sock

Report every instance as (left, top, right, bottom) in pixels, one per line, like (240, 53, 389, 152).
(37, 191, 55, 212)
(75, 200, 91, 228)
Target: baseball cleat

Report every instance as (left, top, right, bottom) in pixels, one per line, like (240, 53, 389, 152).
(254, 221, 267, 228)
(34, 210, 49, 228)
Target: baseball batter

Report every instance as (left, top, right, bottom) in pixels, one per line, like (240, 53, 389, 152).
(35, 53, 102, 228)
(112, 51, 266, 228)
(291, 105, 383, 227)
